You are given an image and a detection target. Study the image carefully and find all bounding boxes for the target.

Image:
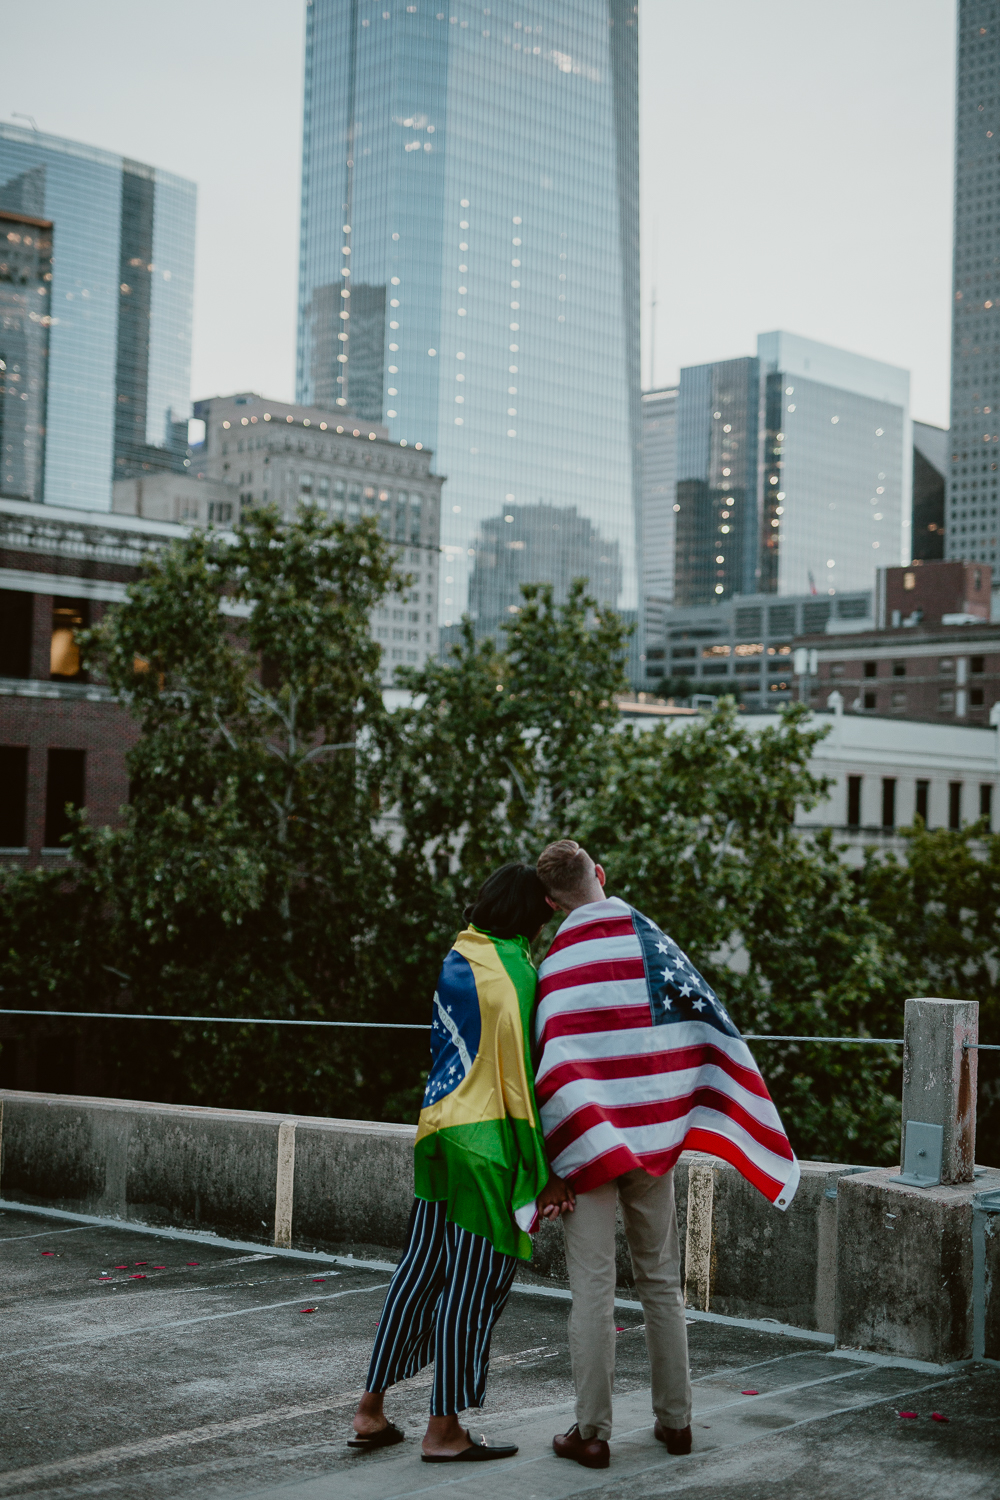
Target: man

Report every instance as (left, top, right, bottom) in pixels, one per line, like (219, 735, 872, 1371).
(534, 840, 798, 1470)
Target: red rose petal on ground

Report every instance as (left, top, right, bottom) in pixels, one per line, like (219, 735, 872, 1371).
(41, 1251, 55, 1256)
(931, 1413, 949, 1423)
(152, 1266, 166, 1270)
(130, 1273, 147, 1280)
(899, 1411, 918, 1419)
(312, 1278, 325, 1283)
(134, 1262, 147, 1266)
(615, 1325, 625, 1332)
(741, 1390, 759, 1396)
(114, 1265, 127, 1270)
(300, 1307, 317, 1314)
(186, 1261, 200, 1266)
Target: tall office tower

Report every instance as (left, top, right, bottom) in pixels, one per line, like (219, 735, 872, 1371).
(0, 208, 52, 504)
(672, 333, 910, 609)
(641, 386, 677, 639)
(674, 357, 760, 607)
(758, 332, 910, 598)
(0, 126, 195, 511)
(912, 420, 948, 562)
(948, 1, 1000, 566)
(297, 1, 641, 637)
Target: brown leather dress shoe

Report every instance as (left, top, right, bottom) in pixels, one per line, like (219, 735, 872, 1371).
(654, 1420, 692, 1455)
(552, 1424, 610, 1469)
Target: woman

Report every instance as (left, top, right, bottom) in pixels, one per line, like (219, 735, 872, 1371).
(349, 862, 573, 1463)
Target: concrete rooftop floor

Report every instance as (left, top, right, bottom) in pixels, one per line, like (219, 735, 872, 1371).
(1, 1202, 999, 1500)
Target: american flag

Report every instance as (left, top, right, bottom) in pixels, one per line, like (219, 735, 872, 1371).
(535, 897, 800, 1210)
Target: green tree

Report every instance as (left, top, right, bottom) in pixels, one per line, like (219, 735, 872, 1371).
(860, 820, 1000, 1163)
(68, 504, 401, 1115)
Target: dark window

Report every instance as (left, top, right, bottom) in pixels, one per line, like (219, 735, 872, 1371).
(863, 661, 878, 678)
(50, 599, 90, 681)
(949, 781, 962, 831)
(882, 778, 896, 829)
(971, 655, 985, 674)
(863, 690, 877, 709)
(646, 666, 665, 679)
(981, 784, 994, 824)
(915, 780, 930, 823)
(892, 661, 906, 677)
(970, 686, 985, 707)
(646, 647, 665, 661)
(847, 775, 862, 827)
(44, 749, 85, 847)
(0, 591, 33, 678)
(0, 746, 28, 846)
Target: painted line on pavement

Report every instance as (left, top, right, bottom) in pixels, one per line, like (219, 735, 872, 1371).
(0, 1282, 390, 1361)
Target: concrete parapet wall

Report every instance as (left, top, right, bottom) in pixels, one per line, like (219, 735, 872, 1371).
(0, 1091, 855, 1336)
(2, 1091, 996, 1360)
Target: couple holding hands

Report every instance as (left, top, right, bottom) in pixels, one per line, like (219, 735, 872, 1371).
(348, 839, 798, 1470)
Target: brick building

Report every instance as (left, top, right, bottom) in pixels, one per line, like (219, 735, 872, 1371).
(799, 563, 1000, 724)
(0, 499, 181, 864)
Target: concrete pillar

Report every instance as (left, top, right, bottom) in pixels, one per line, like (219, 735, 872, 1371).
(901, 998, 978, 1184)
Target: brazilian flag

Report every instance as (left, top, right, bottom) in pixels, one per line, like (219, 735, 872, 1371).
(414, 926, 551, 1260)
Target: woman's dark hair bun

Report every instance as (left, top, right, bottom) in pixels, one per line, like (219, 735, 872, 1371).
(465, 862, 551, 940)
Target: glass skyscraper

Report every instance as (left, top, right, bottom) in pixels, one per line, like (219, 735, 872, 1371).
(672, 333, 910, 608)
(0, 126, 196, 511)
(0, 206, 52, 504)
(640, 385, 677, 639)
(947, 0, 1000, 565)
(297, 0, 640, 634)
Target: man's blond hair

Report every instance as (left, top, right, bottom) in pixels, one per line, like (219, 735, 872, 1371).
(536, 839, 595, 901)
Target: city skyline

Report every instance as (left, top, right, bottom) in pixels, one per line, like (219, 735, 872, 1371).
(0, 1, 957, 431)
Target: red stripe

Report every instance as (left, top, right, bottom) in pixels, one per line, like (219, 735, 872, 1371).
(539, 957, 646, 1001)
(535, 1042, 770, 1108)
(538, 1003, 653, 1049)
(681, 1128, 786, 1202)
(544, 1085, 793, 1164)
(559, 1133, 786, 1203)
(546, 916, 636, 957)
(564, 1141, 670, 1194)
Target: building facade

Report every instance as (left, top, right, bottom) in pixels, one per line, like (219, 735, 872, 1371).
(674, 356, 761, 607)
(672, 333, 910, 609)
(947, 0, 1000, 568)
(645, 587, 873, 707)
(1, 208, 52, 506)
(0, 499, 171, 863)
(296, 0, 641, 634)
(757, 332, 910, 598)
(640, 386, 677, 640)
(807, 622, 1000, 726)
(0, 126, 196, 510)
(188, 393, 443, 680)
(912, 420, 947, 562)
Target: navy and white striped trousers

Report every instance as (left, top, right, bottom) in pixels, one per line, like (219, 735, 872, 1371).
(366, 1198, 517, 1416)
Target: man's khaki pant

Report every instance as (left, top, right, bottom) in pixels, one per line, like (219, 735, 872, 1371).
(562, 1167, 691, 1441)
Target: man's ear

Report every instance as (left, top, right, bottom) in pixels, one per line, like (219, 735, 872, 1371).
(544, 894, 561, 911)
(594, 863, 607, 888)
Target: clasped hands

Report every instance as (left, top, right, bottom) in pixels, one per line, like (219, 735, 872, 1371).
(536, 1172, 576, 1220)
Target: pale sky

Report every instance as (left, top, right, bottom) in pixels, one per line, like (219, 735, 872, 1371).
(0, 0, 956, 428)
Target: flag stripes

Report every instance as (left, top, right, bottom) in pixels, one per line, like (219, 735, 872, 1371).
(535, 898, 800, 1211)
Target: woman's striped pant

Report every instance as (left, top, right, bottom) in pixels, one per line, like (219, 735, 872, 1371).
(365, 1198, 517, 1416)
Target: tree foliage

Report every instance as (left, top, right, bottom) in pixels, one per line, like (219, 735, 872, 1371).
(0, 515, 995, 1165)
